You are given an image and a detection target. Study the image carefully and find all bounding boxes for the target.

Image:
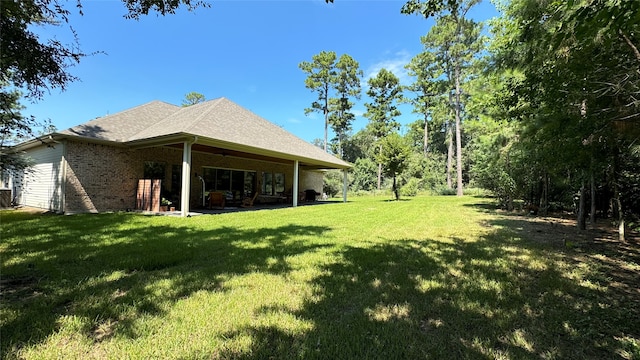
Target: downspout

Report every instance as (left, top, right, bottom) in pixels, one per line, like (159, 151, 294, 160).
(197, 175, 205, 207)
(60, 140, 68, 214)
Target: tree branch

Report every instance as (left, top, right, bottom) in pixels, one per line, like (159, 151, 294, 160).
(620, 30, 640, 64)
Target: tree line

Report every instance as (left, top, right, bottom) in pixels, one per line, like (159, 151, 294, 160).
(299, 0, 639, 238)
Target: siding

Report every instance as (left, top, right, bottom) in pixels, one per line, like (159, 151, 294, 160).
(15, 143, 65, 212)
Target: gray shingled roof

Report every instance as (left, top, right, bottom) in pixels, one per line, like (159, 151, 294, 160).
(58, 97, 350, 169)
(60, 101, 180, 142)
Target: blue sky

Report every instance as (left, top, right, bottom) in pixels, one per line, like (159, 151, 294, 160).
(24, 0, 498, 144)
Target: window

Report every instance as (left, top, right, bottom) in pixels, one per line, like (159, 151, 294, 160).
(202, 167, 217, 191)
(244, 171, 256, 196)
(275, 173, 285, 194)
(216, 169, 231, 191)
(203, 168, 256, 199)
(262, 172, 285, 195)
(262, 172, 273, 195)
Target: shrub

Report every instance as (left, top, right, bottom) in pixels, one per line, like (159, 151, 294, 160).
(400, 178, 420, 197)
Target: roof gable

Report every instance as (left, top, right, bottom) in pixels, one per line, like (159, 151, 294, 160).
(59, 101, 180, 142)
(57, 97, 350, 169)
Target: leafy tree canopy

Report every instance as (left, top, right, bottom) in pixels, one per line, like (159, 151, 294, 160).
(182, 91, 206, 107)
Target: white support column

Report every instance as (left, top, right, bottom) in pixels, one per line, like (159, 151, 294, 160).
(293, 160, 299, 207)
(343, 168, 348, 203)
(180, 141, 193, 217)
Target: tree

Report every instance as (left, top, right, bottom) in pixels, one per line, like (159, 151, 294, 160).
(364, 68, 403, 190)
(328, 54, 363, 158)
(376, 133, 411, 200)
(350, 157, 378, 192)
(299, 51, 338, 152)
(300, 51, 362, 154)
(403, 0, 484, 196)
(1, 0, 207, 170)
(488, 0, 640, 237)
(182, 92, 206, 107)
(404, 50, 442, 156)
(0, 88, 40, 174)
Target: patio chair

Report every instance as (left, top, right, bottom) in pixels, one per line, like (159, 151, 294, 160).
(208, 192, 226, 209)
(241, 191, 259, 208)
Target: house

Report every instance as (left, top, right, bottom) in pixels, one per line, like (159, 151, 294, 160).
(7, 97, 351, 216)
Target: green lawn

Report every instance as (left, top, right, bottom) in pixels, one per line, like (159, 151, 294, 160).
(1, 196, 638, 359)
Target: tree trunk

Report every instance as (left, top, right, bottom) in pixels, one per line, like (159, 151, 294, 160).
(454, 63, 463, 196)
(377, 144, 382, 191)
(446, 124, 453, 189)
(393, 175, 399, 200)
(377, 162, 382, 191)
(324, 106, 328, 153)
(590, 170, 596, 228)
(423, 115, 429, 157)
(578, 181, 587, 231)
(538, 171, 549, 216)
(613, 184, 626, 242)
(612, 150, 626, 242)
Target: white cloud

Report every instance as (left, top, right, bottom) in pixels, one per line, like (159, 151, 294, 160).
(288, 118, 302, 124)
(364, 50, 414, 86)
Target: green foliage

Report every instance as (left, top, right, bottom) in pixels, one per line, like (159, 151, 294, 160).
(300, 51, 362, 154)
(323, 170, 343, 198)
(181, 91, 206, 107)
(364, 69, 403, 139)
(342, 127, 377, 163)
(0, 86, 55, 174)
(350, 157, 377, 192)
(376, 133, 411, 200)
(400, 177, 420, 196)
(484, 0, 640, 227)
(400, 152, 447, 192)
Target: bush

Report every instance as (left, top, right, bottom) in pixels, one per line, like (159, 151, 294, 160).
(323, 170, 343, 198)
(400, 178, 420, 197)
(437, 187, 457, 196)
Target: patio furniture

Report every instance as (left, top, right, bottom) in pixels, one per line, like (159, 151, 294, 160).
(241, 192, 259, 208)
(208, 192, 225, 209)
(304, 189, 319, 202)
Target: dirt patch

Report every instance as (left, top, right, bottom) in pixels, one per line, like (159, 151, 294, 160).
(5, 206, 53, 215)
(494, 211, 639, 248)
(494, 212, 640, 321)
(0, 275, 44, 302)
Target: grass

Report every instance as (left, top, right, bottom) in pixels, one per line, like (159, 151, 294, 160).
(1, 195, 639, 359)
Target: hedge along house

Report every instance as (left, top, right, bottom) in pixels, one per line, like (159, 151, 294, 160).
(9, 98, 351, 217)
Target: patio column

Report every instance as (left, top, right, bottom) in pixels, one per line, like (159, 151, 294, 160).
(343, 168, 348, 203)
(293, 160, 299, 207)
(180, 140, 193, 217)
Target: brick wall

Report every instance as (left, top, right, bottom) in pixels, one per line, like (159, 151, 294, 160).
(64, 141, 324, 213)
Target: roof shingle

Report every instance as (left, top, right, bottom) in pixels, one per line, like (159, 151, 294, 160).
(59, 97, 350, 169)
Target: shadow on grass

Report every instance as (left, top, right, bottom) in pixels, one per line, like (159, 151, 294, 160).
(1, 211, 332, 355)
(213, 222, 640, 359)
(2, 208, 639, 359)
